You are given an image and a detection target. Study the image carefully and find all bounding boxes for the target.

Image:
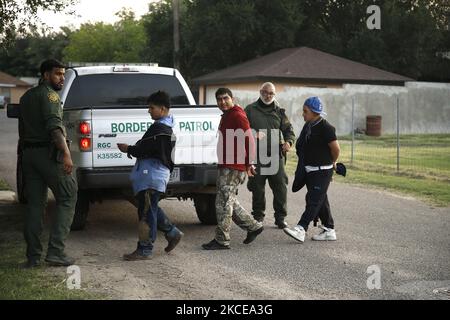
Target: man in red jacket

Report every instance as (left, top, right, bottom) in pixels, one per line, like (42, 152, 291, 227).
(202, 88, 264, 250)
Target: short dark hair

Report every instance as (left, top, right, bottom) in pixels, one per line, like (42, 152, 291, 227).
(40, 59, 65, 76)
(147, 90, 170, 109)
(215, 88, 233, 99)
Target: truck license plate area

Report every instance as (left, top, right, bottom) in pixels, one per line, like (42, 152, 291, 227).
(169, 167, 180, 183)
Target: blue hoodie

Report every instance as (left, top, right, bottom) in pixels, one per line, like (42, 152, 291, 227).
(129, 115, 175, 195)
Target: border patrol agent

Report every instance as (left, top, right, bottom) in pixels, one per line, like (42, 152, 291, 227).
(245, 82, 296, 229)
(20, 59, 77, 268)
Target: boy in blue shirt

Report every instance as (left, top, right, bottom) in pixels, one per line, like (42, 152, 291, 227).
(117, 91, 183, 260)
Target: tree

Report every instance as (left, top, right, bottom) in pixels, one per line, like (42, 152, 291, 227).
(4, 0, 448, 81)
(141, 0, 175, 69)
(185, 0, 306, 77)
(347, 0, 450, 81)
(0, 0, 76, 48)
(182, 0, 260, 77)
(0, 28, 72, 76)
(63, 9, 146, 63)
(295, 0, 450, 81)
(142, 0, 305, 79)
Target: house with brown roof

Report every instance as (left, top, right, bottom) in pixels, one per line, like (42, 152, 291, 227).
(190, 47, 450, 136)
(192, 46, 413, 104)
(0, 71, 32, 105)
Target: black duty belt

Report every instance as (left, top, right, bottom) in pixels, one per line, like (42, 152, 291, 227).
(22, 141, 50, 149)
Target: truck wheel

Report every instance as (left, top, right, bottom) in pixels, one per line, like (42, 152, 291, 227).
(71, 190, 90, 231)
(16, 151, 27, 204)
(193, 194, 217, 225)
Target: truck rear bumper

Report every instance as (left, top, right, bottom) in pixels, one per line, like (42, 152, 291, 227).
(76, 165, 218, 194)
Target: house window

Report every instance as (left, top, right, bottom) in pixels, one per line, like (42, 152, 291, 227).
(0, 87, 11, 104)
(0, 87, 11, 98)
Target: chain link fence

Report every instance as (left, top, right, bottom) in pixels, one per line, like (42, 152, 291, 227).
(338, 97, 450, 183)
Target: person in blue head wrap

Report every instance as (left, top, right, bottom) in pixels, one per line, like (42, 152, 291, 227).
(284, 96, 341, 243)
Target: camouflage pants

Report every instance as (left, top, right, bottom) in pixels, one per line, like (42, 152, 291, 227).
(215, 168, 263, 246)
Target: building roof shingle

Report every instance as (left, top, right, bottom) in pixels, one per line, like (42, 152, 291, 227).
(192, 47, 413, 85)
(0, 71, 32, 87)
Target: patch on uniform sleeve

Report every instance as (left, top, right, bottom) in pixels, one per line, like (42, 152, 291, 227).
(48, 92, 60, 103)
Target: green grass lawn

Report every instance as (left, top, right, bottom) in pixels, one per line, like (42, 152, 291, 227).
(0, 178, 10, 191)
(286, 134, 450, 207)
(0, 213, 100, 300)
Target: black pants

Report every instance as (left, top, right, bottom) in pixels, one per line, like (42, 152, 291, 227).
(298, 169, 334, 231)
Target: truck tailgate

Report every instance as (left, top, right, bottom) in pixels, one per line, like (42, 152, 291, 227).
(91, 107, 221, 168)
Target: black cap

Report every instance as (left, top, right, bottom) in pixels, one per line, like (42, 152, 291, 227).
(335, 163, 346, 177)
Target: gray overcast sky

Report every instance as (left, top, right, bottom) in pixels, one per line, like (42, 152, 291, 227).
(37, 0, 160, 31)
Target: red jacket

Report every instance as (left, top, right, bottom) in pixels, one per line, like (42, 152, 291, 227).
(217, 105, 256, 171)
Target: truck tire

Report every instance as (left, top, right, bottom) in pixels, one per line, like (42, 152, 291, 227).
(16, 150, 27, 204)
(71, 190, 90, 231)
(193, 194, 217, 225)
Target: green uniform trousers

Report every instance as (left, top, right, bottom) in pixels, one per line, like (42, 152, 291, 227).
(22, 147, 77, 261)
(247, 157, 288, 221)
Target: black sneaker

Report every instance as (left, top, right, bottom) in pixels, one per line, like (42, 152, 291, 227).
(45, 254, 75, 267)
(165, 230, 184, 253)
(202, 239, 230, 250)
(243, 226, 264, 244)
(275, 219, 288, 229)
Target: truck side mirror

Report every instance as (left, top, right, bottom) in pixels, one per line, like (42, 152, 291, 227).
(7, 103, 20, 118)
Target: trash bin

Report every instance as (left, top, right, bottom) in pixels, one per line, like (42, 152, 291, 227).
(366, 115, 382, 136)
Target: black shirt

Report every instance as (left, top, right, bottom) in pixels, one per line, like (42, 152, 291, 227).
(303, 118, 337, 166)
(127, 122, 176, 172)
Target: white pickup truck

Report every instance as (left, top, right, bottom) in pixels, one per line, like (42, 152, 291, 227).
(10, 65, 222, 230)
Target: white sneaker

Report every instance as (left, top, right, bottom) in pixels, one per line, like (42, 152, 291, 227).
(312, 226, 337, 241)
(283, 225, 305, 243)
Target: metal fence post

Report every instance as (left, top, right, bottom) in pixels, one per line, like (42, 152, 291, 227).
(397, 96, 400, 173)
(351, 97, 355, 165)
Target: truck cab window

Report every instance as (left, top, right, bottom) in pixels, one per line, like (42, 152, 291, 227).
(64, 74, 189, 108)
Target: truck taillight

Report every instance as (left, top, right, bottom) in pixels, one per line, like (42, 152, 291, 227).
(79, 122, 91, 135)
(80, 138, 91, 151)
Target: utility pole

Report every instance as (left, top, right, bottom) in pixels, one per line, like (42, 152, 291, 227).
(173, 0, 180, 70)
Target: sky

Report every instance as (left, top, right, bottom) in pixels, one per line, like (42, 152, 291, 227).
(37, 0, 160, 32)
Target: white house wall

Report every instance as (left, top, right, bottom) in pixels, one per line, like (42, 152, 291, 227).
(204, 82, 450, 136)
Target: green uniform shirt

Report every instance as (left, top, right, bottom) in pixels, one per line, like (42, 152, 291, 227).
(19, 82, 65, 143)
(245, 99, 296, 150)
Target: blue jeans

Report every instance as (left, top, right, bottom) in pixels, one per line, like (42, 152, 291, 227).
(136, 189, 178, 255)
